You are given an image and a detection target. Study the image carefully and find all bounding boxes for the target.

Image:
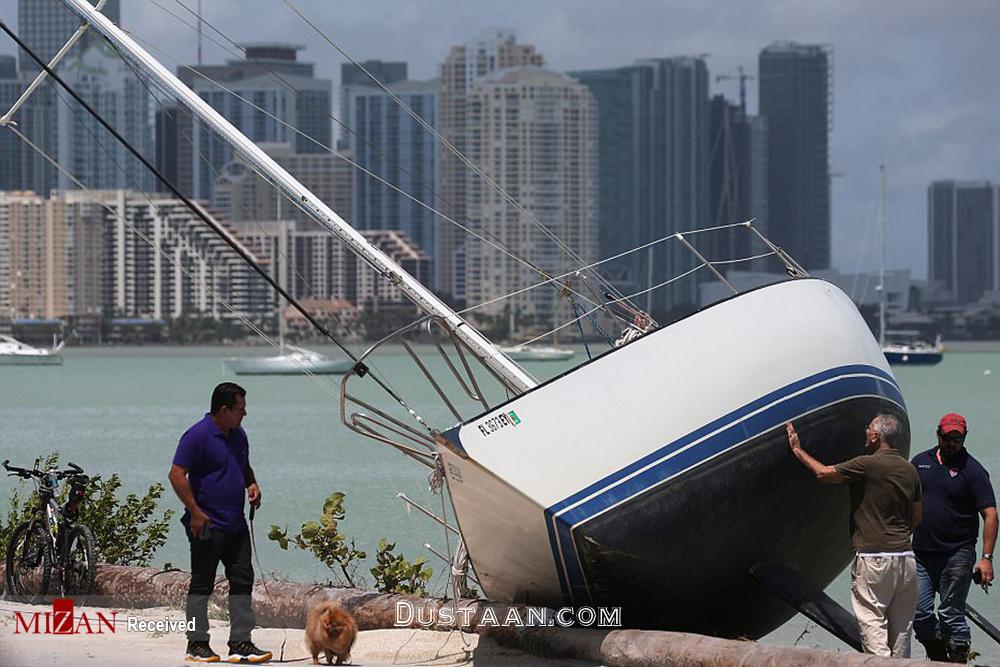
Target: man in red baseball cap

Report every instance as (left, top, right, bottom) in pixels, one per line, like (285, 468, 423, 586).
(911, 413, 998, 663)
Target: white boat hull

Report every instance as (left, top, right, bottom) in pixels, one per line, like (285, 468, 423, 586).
(0, 353, 63, 366)
(502, 346, 576, 362)
(437, 279, 905, 637)
(0, 334, 64, 365)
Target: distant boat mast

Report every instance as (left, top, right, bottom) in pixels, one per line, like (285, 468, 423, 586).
(878, 163, 886, 347)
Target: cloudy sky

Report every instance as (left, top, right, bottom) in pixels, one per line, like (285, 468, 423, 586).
(1, 0, 998, 279)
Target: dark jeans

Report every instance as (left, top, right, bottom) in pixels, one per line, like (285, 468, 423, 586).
(914, 545, 976, 648)
(185, 524, 255, 643)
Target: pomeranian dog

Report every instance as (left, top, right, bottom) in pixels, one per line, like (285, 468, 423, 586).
(305, 601, 357, 665)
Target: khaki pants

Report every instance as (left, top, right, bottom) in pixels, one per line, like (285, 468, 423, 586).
(850, 554, 918, 657)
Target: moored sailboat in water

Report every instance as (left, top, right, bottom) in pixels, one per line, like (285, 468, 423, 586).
(876, 164, 943, 366)
(0, 333, 65, 366)
(23, 1, 908, 641)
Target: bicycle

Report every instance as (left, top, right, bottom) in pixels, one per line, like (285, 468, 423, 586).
(3, 458, 96, 603)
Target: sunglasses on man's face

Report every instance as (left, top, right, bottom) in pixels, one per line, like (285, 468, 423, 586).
(940, 432, 966, 443)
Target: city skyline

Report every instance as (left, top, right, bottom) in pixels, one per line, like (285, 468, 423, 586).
(0, 0, 997, 281)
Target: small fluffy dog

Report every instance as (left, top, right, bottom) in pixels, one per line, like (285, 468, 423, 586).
(305, 601, 357, 665)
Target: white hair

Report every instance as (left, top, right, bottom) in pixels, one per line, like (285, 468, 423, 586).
(870, 413, 902, 447)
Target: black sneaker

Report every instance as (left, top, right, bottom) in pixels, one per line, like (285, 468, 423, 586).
(185, 640, 221, 662)
(226, 640, 273, 663)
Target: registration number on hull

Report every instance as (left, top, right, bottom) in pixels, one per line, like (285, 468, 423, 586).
(476, 410, 521, 437)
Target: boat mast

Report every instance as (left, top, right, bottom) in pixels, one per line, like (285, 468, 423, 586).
(276, 191, 286, 353)
(59, 0, 536, 392)
(878, 164, 886, 348)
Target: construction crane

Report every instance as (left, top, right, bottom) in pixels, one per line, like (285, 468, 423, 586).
(715, 66, 756, 115)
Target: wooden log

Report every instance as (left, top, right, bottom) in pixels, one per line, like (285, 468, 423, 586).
(0, 564, 950, 666)
(482, 626, 953, 666)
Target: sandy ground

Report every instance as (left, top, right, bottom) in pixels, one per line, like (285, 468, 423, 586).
(0, 600, 598, 666)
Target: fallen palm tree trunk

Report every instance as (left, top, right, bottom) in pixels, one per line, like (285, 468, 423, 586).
(0, 564, 946, 666)
(0, 563, 479, 630)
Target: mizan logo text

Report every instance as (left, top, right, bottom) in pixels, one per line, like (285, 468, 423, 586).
(13, 598, 117, 635)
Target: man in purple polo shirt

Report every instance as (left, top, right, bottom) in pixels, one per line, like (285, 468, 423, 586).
(169, 382, 272, 664)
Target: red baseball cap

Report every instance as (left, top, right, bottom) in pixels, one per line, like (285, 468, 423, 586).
(938, 413, 968, 435)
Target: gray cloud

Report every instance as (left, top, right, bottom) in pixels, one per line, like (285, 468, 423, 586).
(1, 0, 998, 278)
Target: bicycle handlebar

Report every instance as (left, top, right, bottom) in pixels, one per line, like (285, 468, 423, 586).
(3, 459, 87, 480)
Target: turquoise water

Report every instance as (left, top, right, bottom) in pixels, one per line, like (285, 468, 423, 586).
(2, 346, 1000, 659)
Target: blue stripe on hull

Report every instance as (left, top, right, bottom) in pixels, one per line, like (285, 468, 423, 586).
(884, 351, 942, 366)
(544, 364, 904, 605)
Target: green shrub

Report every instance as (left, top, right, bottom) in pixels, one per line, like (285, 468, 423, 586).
(79, 474, 174, 566)
(1, 452, 173, 566)
(370, 538, 432, 596)
(270, 491, 435, 595)
(269, 491, 367, 587)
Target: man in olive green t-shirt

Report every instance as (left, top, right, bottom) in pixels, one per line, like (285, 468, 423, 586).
(787, 414, 922, 658)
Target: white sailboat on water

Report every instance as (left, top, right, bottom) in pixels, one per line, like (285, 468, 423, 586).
(225, 202, 352, 376)
(224, 332, 353, 376)
(876, 164, 944, 366)
(500, 305, 575, 362)
(37, 2, 908, 642)
(0, 333, 65, 366)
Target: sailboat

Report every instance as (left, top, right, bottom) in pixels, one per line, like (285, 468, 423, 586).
(501, 344, 574, 362)
(876, 164, 944, 366)
(500, 306, 575, 361)
(225, 202, 352, 376)
(0, 333, 65, 366)
(49, 1, 907, 641)
(224, 342, 353, 376)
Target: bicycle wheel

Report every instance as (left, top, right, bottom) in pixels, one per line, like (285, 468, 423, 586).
(5, 521, 52, 603)
(61, 524, 96, 597)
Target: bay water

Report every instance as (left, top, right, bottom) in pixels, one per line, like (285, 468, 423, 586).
(2, 345, 999, 660)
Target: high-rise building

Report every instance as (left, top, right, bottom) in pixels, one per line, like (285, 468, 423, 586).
(463, 67, 597, 327)
(0, 52, 17, 79)
(567, 66, 639, 294)
(928, 181, 1000, 305)
(635, 57, 710, 312)
(0, 192, 60, 319)
(341, 60, 407, 89)
(342, 77, 437, 276)
(572, 57, 711, 314)
(211, 142, 353, 225)
(12, 0, 137, 196)
(232, 221, 429, 309)
(56, 40, 155, 192)
(340, 60, 408, 121)
(0, 193, 9, 318)
(17, 0, 121, 75)
(436, 29, 544, 302)
(0, 191, 100, 319)
(162, 44, 333, 200)
(0, 190, 270, 321)
(708, 94, 768, 271)
(0, 55, 25, 192)
(759, 41, 831, 271)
